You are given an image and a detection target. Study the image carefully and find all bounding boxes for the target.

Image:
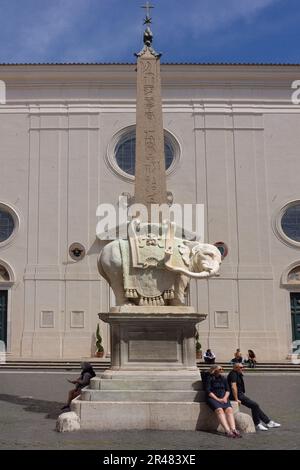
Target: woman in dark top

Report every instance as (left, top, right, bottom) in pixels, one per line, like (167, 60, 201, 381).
(205, 365, 241, 438)
(61, 362, 96, 411)
(246, 350, 257, 368)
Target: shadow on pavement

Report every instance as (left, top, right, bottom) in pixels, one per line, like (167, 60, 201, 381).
(0, 394, 63, 419)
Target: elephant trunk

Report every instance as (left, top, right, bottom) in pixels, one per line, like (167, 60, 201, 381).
(164, 246, 221, 279)
(165, 262, 212, 278)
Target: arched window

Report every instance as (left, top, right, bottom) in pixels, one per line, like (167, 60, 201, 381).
(0, 209, 14, 243)
(0, 265, 10, 282)
(281, 203, 300, 243)
(287, 266, 300, 284)
(115, 128, 175, 176)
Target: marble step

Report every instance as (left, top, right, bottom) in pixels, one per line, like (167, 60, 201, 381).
(80, 389, 206, 402)
(90, 378, 203, 391)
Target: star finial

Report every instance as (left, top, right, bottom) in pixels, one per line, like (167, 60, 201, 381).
(136, 1, 161, 58)
(142, 1, 154, 24)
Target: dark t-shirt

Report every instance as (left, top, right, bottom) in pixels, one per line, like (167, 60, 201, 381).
(75, 372, 93, 390)
(227, 370, 245, 400)
(205, 375, 229, 399)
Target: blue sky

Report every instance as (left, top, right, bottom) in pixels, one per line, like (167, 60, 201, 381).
(0, 0, 299, 63)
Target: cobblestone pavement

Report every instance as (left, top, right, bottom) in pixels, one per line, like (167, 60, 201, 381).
(0, 371, 299, 450)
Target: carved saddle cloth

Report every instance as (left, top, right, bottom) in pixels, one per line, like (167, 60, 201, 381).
(119, 223, 189, 299)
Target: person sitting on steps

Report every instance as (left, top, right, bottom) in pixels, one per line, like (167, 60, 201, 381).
(61, 362, 96, 411)
(227, 362, 281, 431)
(203, 349, 216, 364)
(230, 348, 243, 364)
(204, 365, 242, 438)
(245, 349, 257, 368)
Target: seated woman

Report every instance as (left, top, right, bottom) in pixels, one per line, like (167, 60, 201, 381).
(61, 362, 96, 411)
(246, 349, 257, 368)
(204, 365, 242, 438)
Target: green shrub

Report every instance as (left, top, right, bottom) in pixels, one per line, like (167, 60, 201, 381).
(96, 323, 104, 353)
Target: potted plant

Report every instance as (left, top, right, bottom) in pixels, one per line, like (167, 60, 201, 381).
(95, 323, 104, 358)
(195, 331, 202, 360)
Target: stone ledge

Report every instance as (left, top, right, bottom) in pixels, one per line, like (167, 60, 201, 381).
(81, 389, 206, 402)
(100, 306, 207, 322)
(90, 377, 203, 391)
(71, 398, 255, 432)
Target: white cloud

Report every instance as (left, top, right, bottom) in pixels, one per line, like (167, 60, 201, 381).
(15, 0, 91, 60)
(159, 0, 279, 36)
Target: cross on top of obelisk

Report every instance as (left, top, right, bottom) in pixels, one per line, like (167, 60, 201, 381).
(136, 1, 161, 58)
(142, 1, 154, 23)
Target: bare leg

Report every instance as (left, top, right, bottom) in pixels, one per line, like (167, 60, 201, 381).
(215, 408, 231, 433)
(67, 389, 80, 406)
(225, 407, 236, 431)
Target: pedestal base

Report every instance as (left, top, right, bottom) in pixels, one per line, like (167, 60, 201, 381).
(73, 306, 211, 430)
(100, 306, 206, 372)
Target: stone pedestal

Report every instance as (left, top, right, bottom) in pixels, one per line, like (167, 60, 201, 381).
(72, 306, 212, 430)
(102, 306, 206, 373)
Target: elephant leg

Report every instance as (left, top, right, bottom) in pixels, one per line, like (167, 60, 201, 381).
(108, 275, 128, 306)
(170, 274, 189, 306)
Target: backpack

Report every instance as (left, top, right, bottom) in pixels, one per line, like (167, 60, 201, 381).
(200, 370, 211, 391)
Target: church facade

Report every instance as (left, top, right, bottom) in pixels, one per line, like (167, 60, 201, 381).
(0, 62, 300, 361)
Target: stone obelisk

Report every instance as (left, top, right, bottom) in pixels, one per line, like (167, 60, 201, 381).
(71, 4, 213, 432)
(134, 5, 167, 215)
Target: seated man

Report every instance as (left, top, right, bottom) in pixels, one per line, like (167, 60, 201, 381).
(203, 349, 216, 364)
(227, 363, 280, 431)
(230, 349, 243, 364)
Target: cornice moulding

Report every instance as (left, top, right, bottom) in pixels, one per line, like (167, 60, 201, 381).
(0, 63, 300, 84)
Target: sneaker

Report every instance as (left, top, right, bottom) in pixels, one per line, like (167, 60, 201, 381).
(256, 423, 268, 431)
(266, 420, 281, 428)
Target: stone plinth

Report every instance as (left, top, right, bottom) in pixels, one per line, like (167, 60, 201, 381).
(72, 306, 211, 430)
(99, 306, 206, 373)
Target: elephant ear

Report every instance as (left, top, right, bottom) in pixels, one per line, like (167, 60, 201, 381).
(178, 243, 191, 267)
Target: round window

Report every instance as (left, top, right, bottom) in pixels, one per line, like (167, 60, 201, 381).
(114, 128, 177, 177)
(281, 203, 300, 243)
(0, 209, 15, 243)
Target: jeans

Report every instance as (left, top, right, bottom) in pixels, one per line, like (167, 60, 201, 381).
(239, 394, 270, 426)
(204, 357, 215, 364)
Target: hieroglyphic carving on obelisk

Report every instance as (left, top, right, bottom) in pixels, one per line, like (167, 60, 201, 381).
(134, 3, 167, 217)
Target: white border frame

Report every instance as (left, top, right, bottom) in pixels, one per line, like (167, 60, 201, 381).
(105, 125, 181, 183)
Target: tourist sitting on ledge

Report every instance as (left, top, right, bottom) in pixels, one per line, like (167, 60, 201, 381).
(244, 349, 257, 368)
(230, 349, 244, 365)
(61, 362, 96, 411)
(204, 365, 242, 438)
(227, 362, 280, 431)
(203, 349, 216, 364)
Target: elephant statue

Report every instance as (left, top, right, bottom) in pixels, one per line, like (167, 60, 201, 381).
(98, 229, 222, 306)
